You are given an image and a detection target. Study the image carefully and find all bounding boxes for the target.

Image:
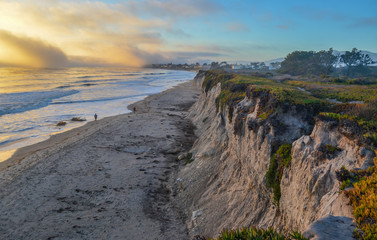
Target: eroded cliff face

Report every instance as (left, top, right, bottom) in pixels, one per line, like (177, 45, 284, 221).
(176, 72, 375, 239)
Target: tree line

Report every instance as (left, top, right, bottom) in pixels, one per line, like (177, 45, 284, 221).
(279, 48, 375, 77)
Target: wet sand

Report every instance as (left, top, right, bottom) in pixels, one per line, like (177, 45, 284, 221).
(0, 81, 199, 240)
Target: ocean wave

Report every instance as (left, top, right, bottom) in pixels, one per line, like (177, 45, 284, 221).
(56, 85, 72, 89)
(80, 83, 97, 87)
(74, 78, 122, 84)
(51, 93, 150, 105)
(145, 72, 166, 75)
(0, 136, 28, 147)
(0, 90, 79, 117)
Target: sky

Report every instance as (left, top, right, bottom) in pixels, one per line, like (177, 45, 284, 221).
(0, 0, 376, 68)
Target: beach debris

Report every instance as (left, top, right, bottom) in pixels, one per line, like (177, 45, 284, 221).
(56, 121, 67, 126)
(71, 117, 86, 122)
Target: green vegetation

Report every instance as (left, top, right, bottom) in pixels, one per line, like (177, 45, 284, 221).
(325, 144, 341, 154)
(279, 48, 375, 77)
(202, 69, 377, 237)
(266, 144, 292, 205)
(340, 179, 352, 191)
(202, 70, 327, 121)
(340, 48, 375, 77)
(287, 80, 377, 103)
(335, 163, 377, 239)
(185, 152, 194, 164)
(210, 227, 308, 240)
(279, 48, 337, 76)
(344, 154, 377, 240)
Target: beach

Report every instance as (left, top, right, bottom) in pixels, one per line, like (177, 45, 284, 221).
(0, 81, 199, 239)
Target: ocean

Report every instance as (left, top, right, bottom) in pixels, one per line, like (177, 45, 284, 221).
(0, 67, 196, 162)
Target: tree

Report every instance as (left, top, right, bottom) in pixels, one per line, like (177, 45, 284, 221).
(269, 62, 281, 69)
(250, 62, 260, 70)
(279, 51, 316, 75)
(340, 48, 376, 76)
(317, 48, 338, 75)
(259, 62, 267, 70)
(210, 62, 220, 69)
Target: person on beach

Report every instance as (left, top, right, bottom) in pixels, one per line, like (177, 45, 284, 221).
(94, 113, 97, 120)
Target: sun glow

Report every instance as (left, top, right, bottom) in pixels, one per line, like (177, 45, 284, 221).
(0, 0, 165, 68)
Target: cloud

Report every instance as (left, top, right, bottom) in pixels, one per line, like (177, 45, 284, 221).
(0, 0, 171, 67)
(276, 24, 291, 30)
(0, 0, 225, 67)
(125, 0, 223, 19)
(292, 6, 346, 22)
(226, 22, 250, 32)
(0, 29, 68, 68)
(163, 51, 224, 63)
(166, 27, 191, 37)
(349, 17, 377, 28)
(174, 44, 234, 54)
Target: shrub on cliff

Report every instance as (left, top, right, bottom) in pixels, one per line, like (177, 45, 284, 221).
(209, 227, 308, 240)
(345, 153, 377, 240)
(266, 143, 292, 205)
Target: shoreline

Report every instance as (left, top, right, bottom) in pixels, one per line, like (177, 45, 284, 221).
(0, 68, 196, 163)
(0, 71, 195, 165)
(0, 80, 200, 239)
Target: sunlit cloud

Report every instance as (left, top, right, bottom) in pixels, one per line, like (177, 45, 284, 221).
(0, 30, 68, 68)
(0, 0, 172, 67)
(0, 0, 374, 67)
(125, 0, 223, 19)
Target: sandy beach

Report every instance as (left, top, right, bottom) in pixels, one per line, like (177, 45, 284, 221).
(0, 81, 199, 239)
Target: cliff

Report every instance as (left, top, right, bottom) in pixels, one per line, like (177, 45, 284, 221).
(176, 71, 376, 239)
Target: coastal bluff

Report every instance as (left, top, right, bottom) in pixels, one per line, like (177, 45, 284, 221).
(176, 70, 372, 239)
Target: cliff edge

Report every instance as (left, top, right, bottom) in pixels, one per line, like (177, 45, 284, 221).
(175, 71, 376, 239)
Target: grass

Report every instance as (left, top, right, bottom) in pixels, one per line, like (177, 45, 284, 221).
(286, 80, 377, 103)
(266, 144, 292, 205)
(202, 71, 328, 121)
(209, 227, 308, 240)
(202, 71, 377, 131)
(319, 112, 377, 147)
(325, 144, 341, 154)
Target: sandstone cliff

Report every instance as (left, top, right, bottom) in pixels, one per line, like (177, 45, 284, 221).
(176, 71, 375, 239)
